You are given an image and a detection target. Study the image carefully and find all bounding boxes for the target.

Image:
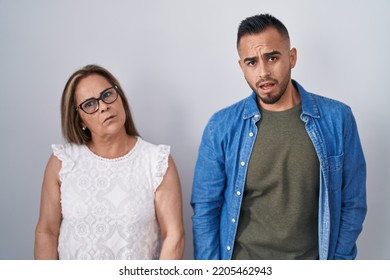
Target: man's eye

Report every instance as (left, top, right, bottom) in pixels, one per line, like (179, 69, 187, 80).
(268, 56, 277, 62)
(247, 61, 256, 66)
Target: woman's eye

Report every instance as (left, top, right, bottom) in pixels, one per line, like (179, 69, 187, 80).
(102, 90, 112, 100)
(83, 100, 96, 108)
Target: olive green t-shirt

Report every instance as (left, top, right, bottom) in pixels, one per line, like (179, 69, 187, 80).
(232, 105, 319, 260)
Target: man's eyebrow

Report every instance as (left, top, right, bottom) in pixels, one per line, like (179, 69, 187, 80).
(243, 51, 282, 62)
(243, 56, 257, 63)
(264, 50, 282, 57)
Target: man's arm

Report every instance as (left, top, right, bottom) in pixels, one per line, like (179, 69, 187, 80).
(191, 120, 226, 260)
(334, 110, 367, 259)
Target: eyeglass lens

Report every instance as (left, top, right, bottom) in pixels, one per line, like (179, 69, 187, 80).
(80, 87, 118, 114)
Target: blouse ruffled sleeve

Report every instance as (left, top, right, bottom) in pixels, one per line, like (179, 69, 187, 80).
(153, 144, 170, 192)
(51, 144, 75, 182)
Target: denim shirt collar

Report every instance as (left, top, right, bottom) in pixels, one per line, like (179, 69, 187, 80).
(242, 93, 260, 120)
(294, 80, 320, 119)
(243, 80, 320, 120)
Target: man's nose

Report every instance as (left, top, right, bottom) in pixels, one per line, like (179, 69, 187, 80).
(257, 61, 270, 78)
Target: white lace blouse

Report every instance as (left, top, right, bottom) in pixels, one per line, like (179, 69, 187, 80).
(52, 137, 169, 260)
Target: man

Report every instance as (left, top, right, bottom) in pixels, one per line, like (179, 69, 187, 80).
(191, 14, 366, 260)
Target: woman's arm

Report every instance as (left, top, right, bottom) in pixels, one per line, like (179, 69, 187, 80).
(34, 154, 62, 259)
(155, 156, 185, 260)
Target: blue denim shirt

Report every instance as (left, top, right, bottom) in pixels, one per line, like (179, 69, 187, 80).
(191, 80, 367, 260)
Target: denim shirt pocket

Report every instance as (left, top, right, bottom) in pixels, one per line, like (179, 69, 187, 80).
(325, 153, 344, 192)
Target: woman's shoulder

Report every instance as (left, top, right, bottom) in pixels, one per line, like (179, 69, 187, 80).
(135, 137, 171, 191)
(136, 137, 171, 172)
(49, 143, 84, 180)
(136, 137, 170, 154)
(51, 143, 84, 159)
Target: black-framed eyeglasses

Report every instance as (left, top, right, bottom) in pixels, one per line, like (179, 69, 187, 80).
(76, 85, 119, 114)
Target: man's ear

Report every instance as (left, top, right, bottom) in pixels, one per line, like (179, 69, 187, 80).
(290, 47, 297, 69)
(238, 59, 244, 71)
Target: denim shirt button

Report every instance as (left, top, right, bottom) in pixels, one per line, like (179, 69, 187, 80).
(227, 246, 231, 251)
(249, 132, 254, 137)
(240, 161, 245, 166)
(232, 218, 236, 223)
(237, 191, 241, 196)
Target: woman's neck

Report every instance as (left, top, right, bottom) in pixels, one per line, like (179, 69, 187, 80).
(87, 131, 137, 159)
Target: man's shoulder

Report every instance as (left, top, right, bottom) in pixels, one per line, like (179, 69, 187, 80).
(309, 92, 354, 122)
(209, 93, 256, 122)
(310, 92, 351, 110)
(297, 81, 352, 116)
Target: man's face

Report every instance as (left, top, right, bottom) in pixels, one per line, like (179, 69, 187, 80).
(238, 27, 297, 109)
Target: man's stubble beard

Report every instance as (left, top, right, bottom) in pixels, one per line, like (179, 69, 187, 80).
(247, 69, 291, 105)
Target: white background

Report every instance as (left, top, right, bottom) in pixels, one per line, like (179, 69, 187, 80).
(0, 0, 389, 259)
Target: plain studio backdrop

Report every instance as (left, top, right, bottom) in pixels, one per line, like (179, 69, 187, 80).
(0, 0, 389, 260)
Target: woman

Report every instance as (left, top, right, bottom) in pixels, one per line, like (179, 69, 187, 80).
(34, 64, 184, 259)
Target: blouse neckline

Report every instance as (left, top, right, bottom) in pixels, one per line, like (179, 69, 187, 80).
(84, 136, 140, 162)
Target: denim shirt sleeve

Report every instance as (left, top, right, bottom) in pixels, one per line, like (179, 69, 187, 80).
(333, 109, 367, 259)
(191, 117, 226, 260)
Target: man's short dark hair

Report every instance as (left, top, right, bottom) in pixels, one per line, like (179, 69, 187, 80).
(237, 14, 290, 46)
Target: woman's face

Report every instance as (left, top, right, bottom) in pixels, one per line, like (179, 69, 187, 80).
(75, 74, 127, 140)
